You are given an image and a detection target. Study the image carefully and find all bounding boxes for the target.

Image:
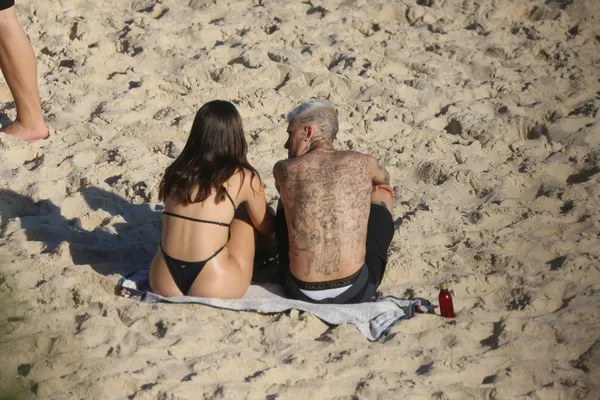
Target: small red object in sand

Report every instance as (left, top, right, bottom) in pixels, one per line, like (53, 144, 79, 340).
(439, 283, 455, 318)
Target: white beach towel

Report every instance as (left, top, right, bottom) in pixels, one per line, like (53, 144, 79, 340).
(118, 269, 435, 341)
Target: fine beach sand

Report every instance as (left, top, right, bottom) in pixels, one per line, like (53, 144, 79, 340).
(1, 0, 599, 398)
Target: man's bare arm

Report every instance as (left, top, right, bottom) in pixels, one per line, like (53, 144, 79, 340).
(370, 156, 390, 186)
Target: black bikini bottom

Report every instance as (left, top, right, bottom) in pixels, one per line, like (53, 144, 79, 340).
(161, 244, 224, 295)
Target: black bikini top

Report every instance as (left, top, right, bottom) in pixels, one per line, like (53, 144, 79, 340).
(162, 189, 237, 227)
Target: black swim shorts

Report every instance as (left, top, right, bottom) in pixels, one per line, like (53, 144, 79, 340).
(0, 0, 14, 11)
(276, 203, 395, 303)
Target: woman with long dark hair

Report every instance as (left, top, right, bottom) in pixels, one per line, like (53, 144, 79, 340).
(149, 100, 275, 298)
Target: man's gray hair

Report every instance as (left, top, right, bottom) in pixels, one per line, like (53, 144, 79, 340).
(287, 99, 339, 141)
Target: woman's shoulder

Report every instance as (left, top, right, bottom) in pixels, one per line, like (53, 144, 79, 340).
(234, 167, 263, 196)
(237, 167, 261, 182)
(226, 167, 260, 191)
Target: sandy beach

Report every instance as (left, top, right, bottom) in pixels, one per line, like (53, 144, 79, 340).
(1, 0, 599, 398)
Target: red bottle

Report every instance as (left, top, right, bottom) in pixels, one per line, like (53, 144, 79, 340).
(439, 283, 455, 318)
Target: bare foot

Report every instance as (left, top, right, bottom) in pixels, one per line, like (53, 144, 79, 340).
(1, 120, 49, 141)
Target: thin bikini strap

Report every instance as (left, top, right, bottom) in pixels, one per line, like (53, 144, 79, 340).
(202, 244, 226, 264)
(161, 242, 226, 264)
(162, 211, 230, 227)
(224, 189, 237, 211)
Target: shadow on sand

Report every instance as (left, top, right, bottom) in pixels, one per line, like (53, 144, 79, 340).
(0, 187, 162, 276)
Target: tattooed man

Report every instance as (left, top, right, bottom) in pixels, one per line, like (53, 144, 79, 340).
(273, 100, 395, 304)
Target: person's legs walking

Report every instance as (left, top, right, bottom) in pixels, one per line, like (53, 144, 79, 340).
(0, 4, 48, 140)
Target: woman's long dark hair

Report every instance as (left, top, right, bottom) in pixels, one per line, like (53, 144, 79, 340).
(159, 100, 258, 205)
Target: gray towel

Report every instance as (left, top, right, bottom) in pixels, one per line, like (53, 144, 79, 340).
(118, 270, 435, 341)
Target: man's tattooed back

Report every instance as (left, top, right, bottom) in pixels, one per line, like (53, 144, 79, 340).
(274, 150, 374, 281)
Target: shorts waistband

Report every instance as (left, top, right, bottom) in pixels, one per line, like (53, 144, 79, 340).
(290, 264, 365, 291)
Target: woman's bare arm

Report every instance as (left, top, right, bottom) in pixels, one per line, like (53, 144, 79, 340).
(242, 171, 275, 237)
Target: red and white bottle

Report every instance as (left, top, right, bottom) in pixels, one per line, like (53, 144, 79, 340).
(439, 283, 455, 318)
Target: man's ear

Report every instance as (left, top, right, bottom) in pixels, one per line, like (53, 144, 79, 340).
(304, 124, 315, 140)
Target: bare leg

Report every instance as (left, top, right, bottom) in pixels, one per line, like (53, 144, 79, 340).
(371, 184, 394, 215)
(0, 6, 48, 140)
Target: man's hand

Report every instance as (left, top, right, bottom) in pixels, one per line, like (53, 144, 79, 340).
(373, 184, 395, 200)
